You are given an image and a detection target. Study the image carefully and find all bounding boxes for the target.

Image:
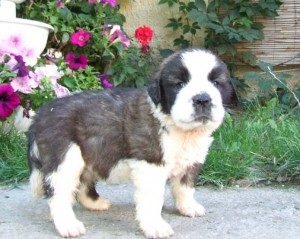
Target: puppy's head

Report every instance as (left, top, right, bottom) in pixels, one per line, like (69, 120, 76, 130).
(148, 48, 238, 131)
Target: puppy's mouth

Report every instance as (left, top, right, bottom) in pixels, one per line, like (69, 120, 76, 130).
(178, 114, 212, 125)
(193, 114, 212, 123)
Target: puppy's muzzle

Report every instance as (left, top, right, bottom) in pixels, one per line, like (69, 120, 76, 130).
(192, 93, 212, 107)
(192, 93, 212, 122)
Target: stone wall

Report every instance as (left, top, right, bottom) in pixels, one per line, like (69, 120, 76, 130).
(119, 0, 205, 50)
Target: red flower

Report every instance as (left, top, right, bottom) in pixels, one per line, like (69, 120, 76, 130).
(70, 29, 91, 47)
(0, 84, 21, 120)
(135, 25, 154, 46)
(65, 52, 88, 70)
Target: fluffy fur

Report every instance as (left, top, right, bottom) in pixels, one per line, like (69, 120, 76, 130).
(28, 48, 238, 238)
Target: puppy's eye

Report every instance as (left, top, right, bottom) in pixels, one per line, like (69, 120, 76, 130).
(212, 81, 220, 87)
(175, 82, 186, 90)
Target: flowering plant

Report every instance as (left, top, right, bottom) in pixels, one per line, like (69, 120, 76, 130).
(0, 0, 155, 124)
(18, 0, 155, 87)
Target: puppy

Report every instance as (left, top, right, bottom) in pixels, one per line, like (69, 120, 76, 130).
(28, 48, 238, 238)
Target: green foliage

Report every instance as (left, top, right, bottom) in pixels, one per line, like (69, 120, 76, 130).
(243, 62, 300, 116)
(160, 0, 282, 60)
(26, 78, 56, 109)
(159, 0, 201, 47)
(0, 129, 28, 185)
(159, 0, 300, 116)
(18, 1, 154, 88)
(200, 102, 300, 187)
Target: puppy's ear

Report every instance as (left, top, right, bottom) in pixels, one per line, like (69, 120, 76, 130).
(226, 80, 240, 110)
(147, 78, 161, 105)
(229, 80, 239, 108)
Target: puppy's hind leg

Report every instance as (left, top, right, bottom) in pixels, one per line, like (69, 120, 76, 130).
(46, 144, 86, 238)
(77, 172, 111, 211)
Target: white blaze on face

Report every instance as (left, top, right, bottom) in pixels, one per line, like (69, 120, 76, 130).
(170, 50, 225, 131)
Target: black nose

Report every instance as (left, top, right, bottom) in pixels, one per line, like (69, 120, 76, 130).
(192, 93, 212, 106)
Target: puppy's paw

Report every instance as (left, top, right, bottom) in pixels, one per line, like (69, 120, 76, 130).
(85, 197, 111, 211)
(140, 218, 174, 239)
(78, 194, 111, 211)
(92, 198, 111, 211)
(55, 218, 86, 238)
(177, 201, 206, 217)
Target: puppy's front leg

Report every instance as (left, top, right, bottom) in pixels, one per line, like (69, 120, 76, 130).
(171, 163, 206, 217)
(130, 162, 174, 239)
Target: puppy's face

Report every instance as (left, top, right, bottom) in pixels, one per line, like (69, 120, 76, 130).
(148, 49, 238, 130)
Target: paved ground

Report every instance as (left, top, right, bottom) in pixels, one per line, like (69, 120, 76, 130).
(1, 183, 300, 239)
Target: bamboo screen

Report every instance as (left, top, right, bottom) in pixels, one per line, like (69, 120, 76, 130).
(234, 0, 300, 65)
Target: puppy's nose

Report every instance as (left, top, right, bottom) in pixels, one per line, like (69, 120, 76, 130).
(192, 93, 212, 106)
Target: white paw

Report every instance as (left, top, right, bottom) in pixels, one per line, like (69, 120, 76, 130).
(93, 198, 111, 211)
(54, 218, 86, 238)
(78, 194, 111, 211)
(140, 218, 174, 239)
(86, 198, 111, 211)
(177, 201, 206, 217)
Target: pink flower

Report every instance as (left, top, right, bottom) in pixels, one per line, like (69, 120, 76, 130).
(65, 52, 88, 70)
(88, 0, 98, 3)
(102, 24, 112, 36)
(20, 46, 38, 66)
(101, 0, 116, 8)
(98, 74, 113, 89)
(0, 84, 21, 120)
(108, 25, 130, 48)
(70, 29, 91, 47)
(56, 0, 65, 8)
(10, 74, 38, 94)
(33, 65, 64, 85)
(53, 83, 70, 97)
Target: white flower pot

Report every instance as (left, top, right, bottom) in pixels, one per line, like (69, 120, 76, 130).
(0, 18, 54, 55)
(0, 0, 26, 18)
(0, 0, 54, 55)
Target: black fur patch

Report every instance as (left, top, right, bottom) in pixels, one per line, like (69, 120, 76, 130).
(28, 89, 163, 181)
(180, 163, 203, 187)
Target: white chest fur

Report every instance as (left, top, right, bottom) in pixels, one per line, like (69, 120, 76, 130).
(160, 127, 214, 178)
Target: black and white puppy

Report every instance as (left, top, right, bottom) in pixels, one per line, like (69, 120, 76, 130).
(28, 48, 238, 238)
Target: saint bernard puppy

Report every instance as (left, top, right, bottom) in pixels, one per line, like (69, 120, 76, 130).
(28, 48, 238, 238)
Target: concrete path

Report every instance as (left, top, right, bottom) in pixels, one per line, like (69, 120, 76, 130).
(1, 183, 300, 239)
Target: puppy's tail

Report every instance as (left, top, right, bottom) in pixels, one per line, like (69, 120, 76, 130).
(28, 130, 44, 198)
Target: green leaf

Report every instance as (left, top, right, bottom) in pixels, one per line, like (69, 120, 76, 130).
(258, 78, 272, 91)
(135, 76, 145, 87)
(160, 49, 174, 58)
(217, 45, 230, 55)
(183, 25, 191, 34)
(240, 51, 257, 65)
(50, 15, 57, 24)
(243, 72, 263, 81)
(187, 9, 208, 25)
(207, 12, 220, 23)
(258, 61, 273, 73)
(222, 16, 230, 26)
(229, 9, 239, 20)
(195, 0, 206, 11)
(59, 8, 72, 20)
(61, 32, 70, 43)
(126, 66, 137, 74)
(63, 77, 76, 90)
(239, 17, 253, 27)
